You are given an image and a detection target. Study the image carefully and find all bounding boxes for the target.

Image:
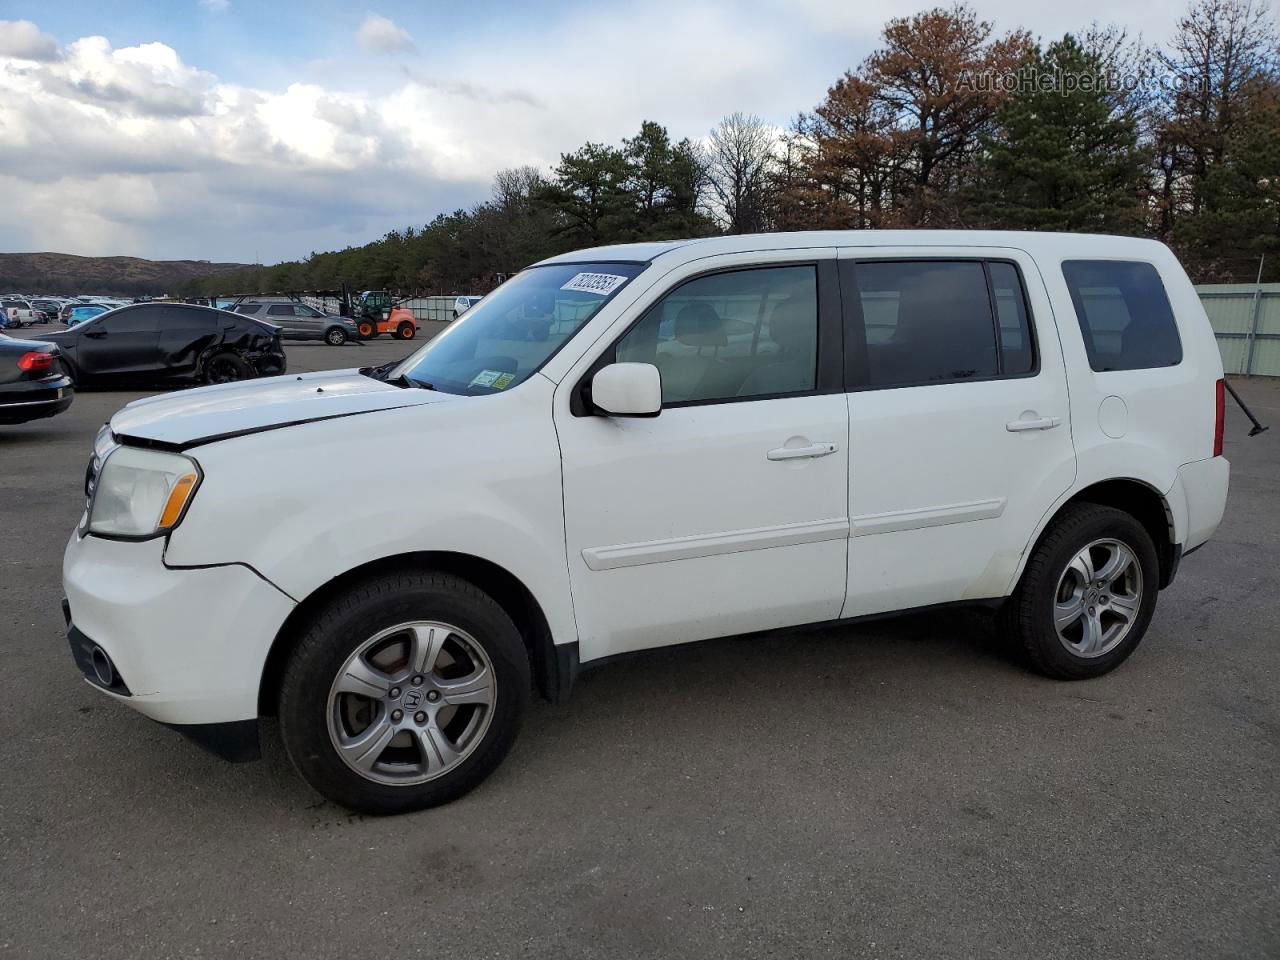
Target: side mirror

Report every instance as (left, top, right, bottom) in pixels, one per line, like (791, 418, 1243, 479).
(591, 363, 662, 418)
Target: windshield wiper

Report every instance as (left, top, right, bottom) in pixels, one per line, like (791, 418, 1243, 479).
(388, 374, 434, 390)
(358, 361, 434, 390)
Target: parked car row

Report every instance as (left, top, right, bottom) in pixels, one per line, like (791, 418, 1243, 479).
(1, 302, 288, 425)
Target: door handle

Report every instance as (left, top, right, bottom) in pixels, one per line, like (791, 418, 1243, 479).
(1006, 416, 1061, 432)
(767, 442, 838, 461)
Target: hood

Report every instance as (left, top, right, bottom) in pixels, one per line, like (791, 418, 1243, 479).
(110, 369, 455, 448)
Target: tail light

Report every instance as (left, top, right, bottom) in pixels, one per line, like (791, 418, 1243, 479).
(18, 351, 55, 375)
(1214, 378, 1225, 457)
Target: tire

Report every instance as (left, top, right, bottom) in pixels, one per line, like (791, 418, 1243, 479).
(325, 326, 348, 346)
(203, 352, 252, 385)
(396, 322, 415, 341)
(1001, 503, 1159, 680)
(356, 320, 378, 340)
(278, 571, 530, 814)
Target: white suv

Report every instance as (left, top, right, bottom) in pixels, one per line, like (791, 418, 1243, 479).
(63, 231, 1229, 813)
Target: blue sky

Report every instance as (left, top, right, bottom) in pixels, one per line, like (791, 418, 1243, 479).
(0, 0, 1185, 264)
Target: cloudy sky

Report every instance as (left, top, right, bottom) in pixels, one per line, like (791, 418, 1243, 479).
(0, 0, 1191, 265)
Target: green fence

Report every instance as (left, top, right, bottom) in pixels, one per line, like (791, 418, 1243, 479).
(1197, 283, 1280, 377)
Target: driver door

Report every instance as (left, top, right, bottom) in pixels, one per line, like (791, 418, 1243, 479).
(76, 308, 161, 379)
(554, 252, 849, 662)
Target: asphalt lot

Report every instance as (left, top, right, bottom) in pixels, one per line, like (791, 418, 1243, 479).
(0, 330, 1277, 960)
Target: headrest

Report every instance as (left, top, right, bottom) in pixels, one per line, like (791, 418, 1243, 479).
(767, 298, 815, 353)
(674, 302, 727, 348)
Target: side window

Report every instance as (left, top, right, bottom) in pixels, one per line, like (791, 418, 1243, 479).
(159, 307, 214, 331)
(296, 305, 323, 317)
(267, 304, 295, 317)
(853, 261, 998, 387)
(233, 303, 261, 314)
(615, 265, 818, 404)
(989, 262, 1036, 375)
(1062, 260, 1183, 371)
(101, 308, 158, 334)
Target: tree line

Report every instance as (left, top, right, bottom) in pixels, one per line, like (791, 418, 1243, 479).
(182, 0, 1280, 297)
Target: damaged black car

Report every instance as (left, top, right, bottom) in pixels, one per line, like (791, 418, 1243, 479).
(32, 303, 286, 386)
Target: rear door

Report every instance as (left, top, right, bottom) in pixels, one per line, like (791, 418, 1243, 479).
(156, 305, 220, 375)
(555, 252, 850, 662)
(264, 303, 306, 338)
(839, 248, 1076, 616)
(74, 307, 161, 380)
(292, 304, 328, 337)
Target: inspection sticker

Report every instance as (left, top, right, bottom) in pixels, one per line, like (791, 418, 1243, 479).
(560, 272, 628, 296)
(492, 372, 515, 389)
(469, 369, 502, 387)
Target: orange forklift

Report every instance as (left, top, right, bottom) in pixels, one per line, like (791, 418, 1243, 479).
(351, 290, 418, 341)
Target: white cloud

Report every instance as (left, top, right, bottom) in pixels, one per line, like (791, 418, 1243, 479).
(356, 13, 415, 53)
(0, 1, 1200, 263)
(199, 0, 231, 13)
(0, 19, 58, 61)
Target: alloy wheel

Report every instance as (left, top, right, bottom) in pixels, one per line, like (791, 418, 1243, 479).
(326, 621, 496, 785)
(1053, 538, 1143, 658)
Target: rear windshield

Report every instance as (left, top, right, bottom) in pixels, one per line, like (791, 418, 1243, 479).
(1061, 260, 1183, 372)
(392, 262, 646, 395)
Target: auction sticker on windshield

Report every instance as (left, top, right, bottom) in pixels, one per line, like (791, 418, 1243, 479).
(560, 272, 629, 296)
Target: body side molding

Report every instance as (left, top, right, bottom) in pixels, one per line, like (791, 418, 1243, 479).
(582, 517, 850, 571)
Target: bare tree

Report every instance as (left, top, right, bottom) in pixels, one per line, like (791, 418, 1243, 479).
(492, 166, 547, 212)
(1157, 0, 1280, 217)
(705, 112, 777, 233)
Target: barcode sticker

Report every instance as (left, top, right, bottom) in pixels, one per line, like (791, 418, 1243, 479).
(560, 272, 628, 296)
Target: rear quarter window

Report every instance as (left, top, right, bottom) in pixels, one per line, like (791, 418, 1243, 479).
(1061, 260, 1183, 372)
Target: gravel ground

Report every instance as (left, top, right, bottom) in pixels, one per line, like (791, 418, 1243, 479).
(0, 331, 1276, 960)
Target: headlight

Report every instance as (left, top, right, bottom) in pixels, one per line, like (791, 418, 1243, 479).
(87, 446, 202, 538)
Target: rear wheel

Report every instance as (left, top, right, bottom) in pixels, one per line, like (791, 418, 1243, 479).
(1001, 503, 1159, 680)
(204, 352, 251, 385)
(278, 571, 530, 814)
(325, 326, 348, 346)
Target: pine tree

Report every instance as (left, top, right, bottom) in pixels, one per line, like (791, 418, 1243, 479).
(976, 35, 1151, 232)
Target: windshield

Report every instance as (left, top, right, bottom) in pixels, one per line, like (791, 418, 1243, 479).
(391, 262, 646, 395)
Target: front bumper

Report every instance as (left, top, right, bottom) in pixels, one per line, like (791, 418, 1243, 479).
(62, 532, 295, 752)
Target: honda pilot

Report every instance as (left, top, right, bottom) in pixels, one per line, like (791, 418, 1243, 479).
(62, 231, 1229, 813)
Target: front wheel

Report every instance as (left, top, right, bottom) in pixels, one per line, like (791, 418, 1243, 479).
(356, 320, 378, 339)
(396, 322, 415, 340)
(278, 571, 530, 814)
(1001, 503, 1159, 680)
(325, 327, 348, 346)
